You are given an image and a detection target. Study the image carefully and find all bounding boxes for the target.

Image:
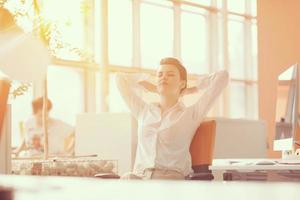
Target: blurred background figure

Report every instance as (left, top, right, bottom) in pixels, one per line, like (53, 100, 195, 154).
(14, 97, 75, 157)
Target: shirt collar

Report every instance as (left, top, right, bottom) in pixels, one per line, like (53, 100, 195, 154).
(149, 100, 185, 112)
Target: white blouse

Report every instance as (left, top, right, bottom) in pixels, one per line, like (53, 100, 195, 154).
(116, 70, 229, 176)
(24, 117, 74, 156)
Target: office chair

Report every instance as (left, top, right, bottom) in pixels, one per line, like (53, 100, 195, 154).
(187, 119, 216, 180)
(96, 119, 217, 180)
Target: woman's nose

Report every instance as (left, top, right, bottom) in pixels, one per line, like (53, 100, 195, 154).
(159, 78, 167, 84)
(161, 74, 168, 80)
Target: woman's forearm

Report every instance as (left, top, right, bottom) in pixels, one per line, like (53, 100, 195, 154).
(181, 87, 198, 96)
(182, 70, 229, 96)
(138, 80, 157, 93)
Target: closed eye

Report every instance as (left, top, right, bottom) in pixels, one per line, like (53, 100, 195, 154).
(157, 72, 176, 77)
(167, 72, 176, 77)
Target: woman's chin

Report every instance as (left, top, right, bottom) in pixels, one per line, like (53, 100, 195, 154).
(158, 88, 167, 95)
(159, 90, 175, 97)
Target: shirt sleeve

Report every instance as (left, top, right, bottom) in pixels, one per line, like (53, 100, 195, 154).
(115, 73, 149, 120)
(190, 70, 229, 122)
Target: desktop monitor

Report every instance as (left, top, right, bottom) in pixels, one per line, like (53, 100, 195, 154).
(75, 113, 133, 175)
(274, 64, 298, 151)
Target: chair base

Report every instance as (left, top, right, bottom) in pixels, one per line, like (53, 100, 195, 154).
(94, 173, 120, 179)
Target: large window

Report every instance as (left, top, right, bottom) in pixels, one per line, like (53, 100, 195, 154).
(100, 0, 258, 119)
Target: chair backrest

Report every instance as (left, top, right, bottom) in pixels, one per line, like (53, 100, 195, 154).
(189, 120, 216, 171)
(0, 78, 11, 140)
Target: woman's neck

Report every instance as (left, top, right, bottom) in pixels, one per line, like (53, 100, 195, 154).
(160, 95, 179, 115)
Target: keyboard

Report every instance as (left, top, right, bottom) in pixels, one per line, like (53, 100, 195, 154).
(277, 160, 300, 165)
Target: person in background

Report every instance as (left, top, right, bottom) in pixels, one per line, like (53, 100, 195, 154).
(116, 57, 229, 180)
(14, 97, 75, 157)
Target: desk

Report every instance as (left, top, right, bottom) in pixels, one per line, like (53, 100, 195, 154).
(210, 159, 300, 181)
(0, 175, 300, 200)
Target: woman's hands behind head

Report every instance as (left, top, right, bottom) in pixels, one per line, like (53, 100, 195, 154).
(138, 80, 157, 93)
(181, 87, 198, 96)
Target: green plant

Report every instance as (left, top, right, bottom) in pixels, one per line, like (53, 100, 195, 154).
(10, 82, 31, 99)
(2, 0, 94, 62)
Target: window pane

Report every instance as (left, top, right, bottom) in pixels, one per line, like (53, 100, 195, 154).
(94, 0, 102, 63)
(181, 7, 208, 74)
(216, 0, 223, 9)
(217, 14, 225, 71)
(141, 2, 173, 69)
(96, 73, 130, 113)
(108, 0, 132, 66)
(229, 82, 246, 118)
(251, 0, 257, 16)
(47, 65, 84, 125)
(41, 0, 87, 61)
(251, 22, 258, 81)
(185, 0, 211, 6)
(181, 4, 208, 14)
(247, 84, 258, 119)
(10, 82, 33, 147)
(227, 0, 246, 14)
(228, 19, 245, 79)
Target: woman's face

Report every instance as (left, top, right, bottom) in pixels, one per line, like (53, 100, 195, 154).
(156, 64, 185, 97)
(34, 109, 50, 126)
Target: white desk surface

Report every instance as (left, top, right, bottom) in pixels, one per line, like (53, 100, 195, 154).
(0, 175, 300, 200)
(210, 159, 300, 171)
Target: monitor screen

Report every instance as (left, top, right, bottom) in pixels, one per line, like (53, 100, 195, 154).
(274, 64, 298, 151)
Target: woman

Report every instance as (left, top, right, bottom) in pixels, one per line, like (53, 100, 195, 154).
(116, 57, 229, 180)
(0, 7, 70, 158)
